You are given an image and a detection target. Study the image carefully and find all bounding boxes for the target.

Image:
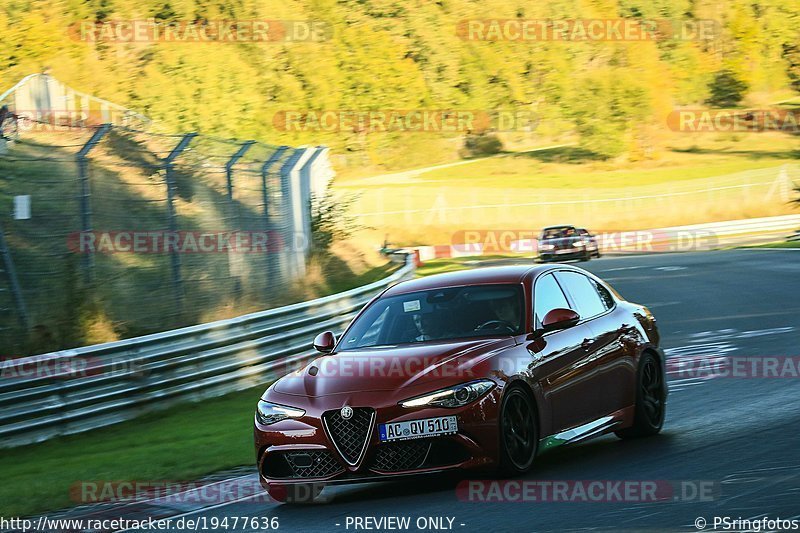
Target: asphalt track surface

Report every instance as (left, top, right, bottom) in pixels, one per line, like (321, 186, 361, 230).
(59, 249, 800, 532)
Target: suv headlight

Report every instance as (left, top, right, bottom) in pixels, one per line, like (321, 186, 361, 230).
(255, 400, 305, 425)
(540, 244, 555, 251)
(400, 380, 495, 408)
(573, 241, 586, 247)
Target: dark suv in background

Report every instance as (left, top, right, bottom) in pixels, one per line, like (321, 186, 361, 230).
(537, 225, 601, 262)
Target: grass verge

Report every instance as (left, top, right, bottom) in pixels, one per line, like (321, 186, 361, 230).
(743, 240, 800, 248)
(339, 133, 800, 247)
(414, 255, 520, 277)
(0, 385, 265, 518)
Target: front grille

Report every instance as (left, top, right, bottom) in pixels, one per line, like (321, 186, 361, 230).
(371, 439, 432, 472)
(262, 450, 344, 479)
(322, 407, 375, 465)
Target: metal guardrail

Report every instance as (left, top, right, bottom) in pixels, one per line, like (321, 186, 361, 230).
(0, 256, 415, 449)
(613, 214, 800, 251)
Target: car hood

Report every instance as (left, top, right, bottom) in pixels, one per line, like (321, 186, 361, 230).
(272, 337, 516, 397)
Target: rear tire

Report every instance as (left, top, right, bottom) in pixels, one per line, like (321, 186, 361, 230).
(616, 352, 666, 439)
(498, 387, 538, 476)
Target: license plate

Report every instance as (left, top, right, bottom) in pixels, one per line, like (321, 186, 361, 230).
(379, 416, 458, 442)
(556, 248, 573, 254)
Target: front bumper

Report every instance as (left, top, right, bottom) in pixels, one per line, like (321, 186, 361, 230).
(254, 389, 500, 488)
(538, 248, 586, 262)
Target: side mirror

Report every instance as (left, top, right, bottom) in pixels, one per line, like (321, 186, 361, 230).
(540, 308, 580, 332)
(313, 331, 336, 353)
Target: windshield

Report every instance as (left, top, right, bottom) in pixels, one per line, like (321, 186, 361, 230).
(339, 284, 525, 351)
(541, 226, 576, 239)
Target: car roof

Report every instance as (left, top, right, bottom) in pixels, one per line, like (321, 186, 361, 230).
(383, 265, 551, 296)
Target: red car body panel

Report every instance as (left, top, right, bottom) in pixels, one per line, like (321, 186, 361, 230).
(254, 264, 665, 494)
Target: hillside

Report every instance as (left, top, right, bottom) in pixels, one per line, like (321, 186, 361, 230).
(2, 0, 798, 172)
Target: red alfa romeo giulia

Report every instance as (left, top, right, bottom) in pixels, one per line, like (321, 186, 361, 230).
(254, 264, 667, 502)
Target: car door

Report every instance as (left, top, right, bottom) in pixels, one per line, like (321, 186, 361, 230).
(526, 272, 603, 432)
(554, 270, 635, 418)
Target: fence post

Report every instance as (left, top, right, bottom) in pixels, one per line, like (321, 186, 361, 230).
(298, 147, 327, 252)
(222, 141, 254, 299)
(163, 133, 197, 317)
(279, 149, 308, 279)
(261, 146, 289, 227)
(0, 219, 29, 331)
(260, 146, 289, 295)
(225, 141, 255, 201)
(75, 123, 111, 284)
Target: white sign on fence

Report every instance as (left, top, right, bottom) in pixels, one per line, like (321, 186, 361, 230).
(13, 195, 31, 220)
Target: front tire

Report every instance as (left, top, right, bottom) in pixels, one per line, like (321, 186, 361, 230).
(616, 352, 666, 439)
(498, 387, 538, 476)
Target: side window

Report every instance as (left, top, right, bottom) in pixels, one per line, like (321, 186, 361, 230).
(533, 273, 571, 328)
(555, 271, 607, 319)
(592, 279, 615, 310)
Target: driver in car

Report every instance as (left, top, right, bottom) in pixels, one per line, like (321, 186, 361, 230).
(412, 312, 432, 342)
(411, 311, 452, 342)
(478, 297, 520, 333)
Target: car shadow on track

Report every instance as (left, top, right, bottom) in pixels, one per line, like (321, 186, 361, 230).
(277, 431, 682, 506)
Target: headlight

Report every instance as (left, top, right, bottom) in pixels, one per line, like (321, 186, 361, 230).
(255, 400, 305, 425)
(540, 244, 555, 251)
(573, 241, 586, 247)
(400, 380, 495, 408)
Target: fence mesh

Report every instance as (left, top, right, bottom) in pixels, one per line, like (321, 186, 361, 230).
(0, 121, 303, 355)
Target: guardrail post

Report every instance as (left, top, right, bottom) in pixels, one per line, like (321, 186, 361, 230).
(75, 123, 111, 284)
(163, 133, 197, 317)
(261, 146, 288, 292)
